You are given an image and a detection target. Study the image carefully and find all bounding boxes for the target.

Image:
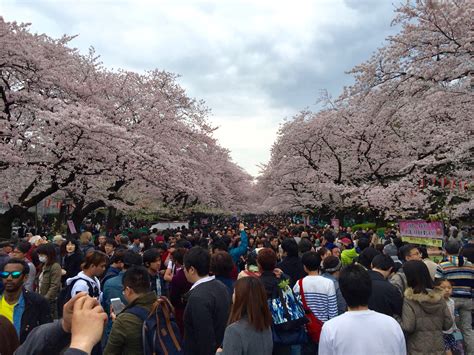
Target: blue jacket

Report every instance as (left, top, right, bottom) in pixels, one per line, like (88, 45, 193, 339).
(102, 272, 126, 315)
(229, 230, 248, 265)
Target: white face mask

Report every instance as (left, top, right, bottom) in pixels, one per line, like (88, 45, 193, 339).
(139, 243, 145, 249)
(39, 255, 48, 263)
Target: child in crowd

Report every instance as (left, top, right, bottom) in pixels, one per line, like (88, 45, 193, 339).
(435, 278, 464, 355)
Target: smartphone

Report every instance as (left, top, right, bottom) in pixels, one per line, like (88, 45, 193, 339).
(110, 298, 125, 314)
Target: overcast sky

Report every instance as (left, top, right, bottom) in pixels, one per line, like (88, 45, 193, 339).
(1, 0, 399, 176)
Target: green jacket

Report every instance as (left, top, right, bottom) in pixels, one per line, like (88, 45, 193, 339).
(341, 247, 359, 266)
(39, 262, 62, 301)
(104, 291, 157, 355)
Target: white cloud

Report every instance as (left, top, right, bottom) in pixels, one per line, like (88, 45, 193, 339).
(1, 0, 398, 176)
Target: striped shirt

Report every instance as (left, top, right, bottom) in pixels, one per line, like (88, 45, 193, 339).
(435, 256, 474, 298)
(293, 275, 338, 322)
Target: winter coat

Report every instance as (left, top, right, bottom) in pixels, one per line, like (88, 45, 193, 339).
(61, 252, 83, 285)
(39, 262, 62, 301)
(277, 256, 305, 288)
(390, 268, 408, 296)
(368, 270, 403, 317)
(104, 291, 157, 355)
(399, 288, 453, 355)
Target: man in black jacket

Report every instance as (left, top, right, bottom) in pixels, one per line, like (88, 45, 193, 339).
(367, 254, 402, 317)
(183, 247, 231, 355)
(0, 258, 52, 343)
(277, 238, 305, 288)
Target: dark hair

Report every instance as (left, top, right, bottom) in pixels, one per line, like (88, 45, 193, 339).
(0, 258, 29, 275)
(404, 260, 433, 294)
(212, 239, 229, 253)
(110, 249, 126, 264)
(461, 243, 474, 263)
(155, 242, 167, 252)
(392, 237, 403, 249)
(105, 238, 117, 248)
(36, 243, 58, 266)
(399, 244, 419, 262)
(122, 266, 150, 294)
(228, 277, 272, 332)
(281, 238, 298, 257)
(433, 277, 452, 287)
(177, 239, 193, 249)
(15, 241, 31, 254)
(60, 239, 81, 256)
(357, 247, 380, 269)
(371, 254, 395, 271)
(123, 251, 143, 269)
(323, 231, 335, 244)
(257, 248, 277, 272)
(298, 238, 313, 254)
(183, 247, 210, 277)
(418, 246, 429, 259)
(172, 248, 187, 266)
(301, 251, 322, 272)
(246, 252, 258, 268)
(322, 256, 341, 273)
(143, 248, 161, 268)
(81, 250, 107, 270)
(445, 239, 461, 255)
(210, 251, 234, 277)
(357, 238, 370, 251)
(339, 264, 372, 308)
(0, 315, 20, 355)
(316, 247, 330, 259)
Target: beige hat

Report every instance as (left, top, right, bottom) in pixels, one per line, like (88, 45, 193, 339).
(53, 235, 65, 242)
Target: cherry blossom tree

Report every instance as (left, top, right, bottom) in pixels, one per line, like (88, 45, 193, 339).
(0, 18, 253, 237)
(258, 0, 473, 220)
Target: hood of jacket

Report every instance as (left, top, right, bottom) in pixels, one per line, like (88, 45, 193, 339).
(126, 291, 157, 310)
(404, 287, 445, 314)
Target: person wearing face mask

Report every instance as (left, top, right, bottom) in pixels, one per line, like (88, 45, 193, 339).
(36, 243, 62, 319)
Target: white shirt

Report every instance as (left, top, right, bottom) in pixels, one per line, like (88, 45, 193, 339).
(318, 310, 406, 355)
(190, 275, 215, 291)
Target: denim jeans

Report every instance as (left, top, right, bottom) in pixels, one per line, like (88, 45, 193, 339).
(454, 297, 473, 354)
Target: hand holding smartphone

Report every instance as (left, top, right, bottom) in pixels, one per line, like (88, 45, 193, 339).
(110, 298, 125, 315)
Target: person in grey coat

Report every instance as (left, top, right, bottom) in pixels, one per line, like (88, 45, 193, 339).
(399, 261, 453, 355)
(217, 277, 273, 355)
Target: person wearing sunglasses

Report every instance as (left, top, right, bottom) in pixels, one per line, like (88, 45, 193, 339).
(0, 258, 51, 343)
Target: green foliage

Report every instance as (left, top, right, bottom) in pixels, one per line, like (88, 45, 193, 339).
(278, 279, 290, 290)
(351, 223, 376, 231)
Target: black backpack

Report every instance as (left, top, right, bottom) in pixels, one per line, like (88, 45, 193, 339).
(57, 277, 99, 317)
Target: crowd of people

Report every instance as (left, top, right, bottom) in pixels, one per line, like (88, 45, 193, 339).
(0, 218, 472, 355)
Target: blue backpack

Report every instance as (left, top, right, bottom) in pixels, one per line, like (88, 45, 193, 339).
(268, 279, 308, 345)
(126, 296, 184, 355)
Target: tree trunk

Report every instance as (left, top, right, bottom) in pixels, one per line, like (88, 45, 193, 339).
(106, 206, 118, 232)
(71, 200, 106, 231)
(54, 203, 67, 234)
(0, 205, 30, 241)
